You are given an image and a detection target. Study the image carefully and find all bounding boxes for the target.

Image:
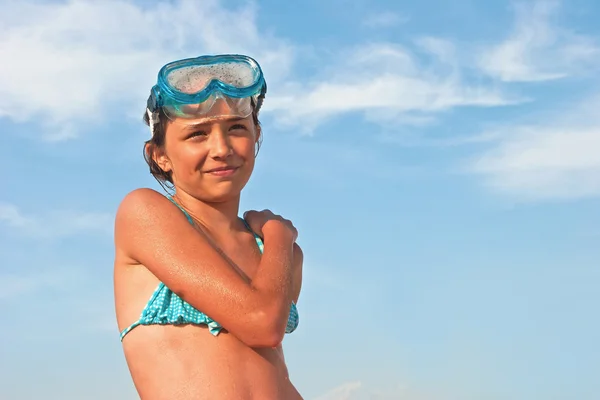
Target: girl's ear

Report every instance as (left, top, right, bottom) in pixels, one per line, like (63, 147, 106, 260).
(146, 142, 172, 173)
(255, 124, 261, 143)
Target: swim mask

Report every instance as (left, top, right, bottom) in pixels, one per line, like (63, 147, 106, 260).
(145, 54, 267, 129)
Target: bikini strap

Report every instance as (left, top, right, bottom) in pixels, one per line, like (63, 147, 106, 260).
(167, 196, 194, 225)
(241, 218, 264, 254)
(168, 196, 263, 253)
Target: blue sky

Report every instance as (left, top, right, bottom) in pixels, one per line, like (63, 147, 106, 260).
(1, 0, 599, 399)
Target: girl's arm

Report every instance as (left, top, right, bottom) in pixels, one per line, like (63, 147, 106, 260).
(115, 188, 296, 348)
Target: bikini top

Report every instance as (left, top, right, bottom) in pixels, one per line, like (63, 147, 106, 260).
(119, 197, 299, 341)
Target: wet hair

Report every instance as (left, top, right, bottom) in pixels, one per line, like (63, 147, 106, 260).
(142, 103, 262, 192)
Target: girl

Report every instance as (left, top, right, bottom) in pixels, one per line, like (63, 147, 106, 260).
(114, 54, 303, 400)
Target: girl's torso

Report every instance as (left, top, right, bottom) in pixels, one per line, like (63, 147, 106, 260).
(114, 202, 302, 400)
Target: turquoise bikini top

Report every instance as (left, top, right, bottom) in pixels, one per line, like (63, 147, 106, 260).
(120, 197, 299, 341)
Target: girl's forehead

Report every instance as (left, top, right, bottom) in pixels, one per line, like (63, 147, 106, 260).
(170, 114, 251, 130)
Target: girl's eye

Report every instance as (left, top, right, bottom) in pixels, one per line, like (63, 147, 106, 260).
(187, 131, 207, 139)
(230, 124, 247, 131)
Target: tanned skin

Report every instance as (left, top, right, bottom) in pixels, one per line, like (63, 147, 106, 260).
(114, 114, 304, 399)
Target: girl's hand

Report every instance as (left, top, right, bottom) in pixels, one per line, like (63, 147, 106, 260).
(243, 209, 298, 243)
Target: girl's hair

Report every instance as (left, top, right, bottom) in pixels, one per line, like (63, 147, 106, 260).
(142, 104, 262, 192)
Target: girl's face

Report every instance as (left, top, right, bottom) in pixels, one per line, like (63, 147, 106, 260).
(153, 114, 260, 203)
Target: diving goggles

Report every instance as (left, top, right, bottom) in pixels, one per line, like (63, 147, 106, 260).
(146, 54, 267, 122)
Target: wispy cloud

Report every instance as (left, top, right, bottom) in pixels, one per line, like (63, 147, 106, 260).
(268, 42, 521, 132)
(0, 202, 113, 238)
(312, 381, 435, 400)
(362, 12, 409, 28)
(3, 0, 595, 145)
(477, 0, 600, 82)
(0, 0, 540, 140)
(0, 0, 293, 140)
(464, 96, 600, 201)
(380, 131, 501, 148)
(313, 381, 362, 400)
(0, 0, 519, 141)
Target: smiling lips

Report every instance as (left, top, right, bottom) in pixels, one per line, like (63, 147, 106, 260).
(205, 165, 239, 177)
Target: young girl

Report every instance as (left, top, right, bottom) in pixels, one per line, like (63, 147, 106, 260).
(113, 54, 303, 400)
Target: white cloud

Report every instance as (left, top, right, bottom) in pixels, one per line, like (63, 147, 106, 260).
(362, 12, 409, 28)
(415, 37, 458, 68)
(313, 381, 362, 400)
(312, 381, 438, 400)
(0, 202, 113, 237)
(465, 97, 600, 201)
(0, 1, 535, 139)
(380, 131, 501, 148)
(477, 0, 600, 82)
(0, 0, 293, 140)
(3, 0, 594, 143)
(267, 42, 521, 132)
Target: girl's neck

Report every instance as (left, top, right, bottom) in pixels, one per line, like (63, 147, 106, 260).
(171, 190, 243, 234)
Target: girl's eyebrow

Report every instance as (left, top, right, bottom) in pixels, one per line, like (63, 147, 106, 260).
(181, 117, 246, 132)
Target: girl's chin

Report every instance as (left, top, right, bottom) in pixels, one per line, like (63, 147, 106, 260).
(197, 188, 244, 203)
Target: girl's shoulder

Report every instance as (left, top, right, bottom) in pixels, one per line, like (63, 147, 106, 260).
(119, 187, 166, 206)
(114, 188, 186, 244)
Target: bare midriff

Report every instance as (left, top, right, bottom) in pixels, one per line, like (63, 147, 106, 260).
(122, 325, 302, 400)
